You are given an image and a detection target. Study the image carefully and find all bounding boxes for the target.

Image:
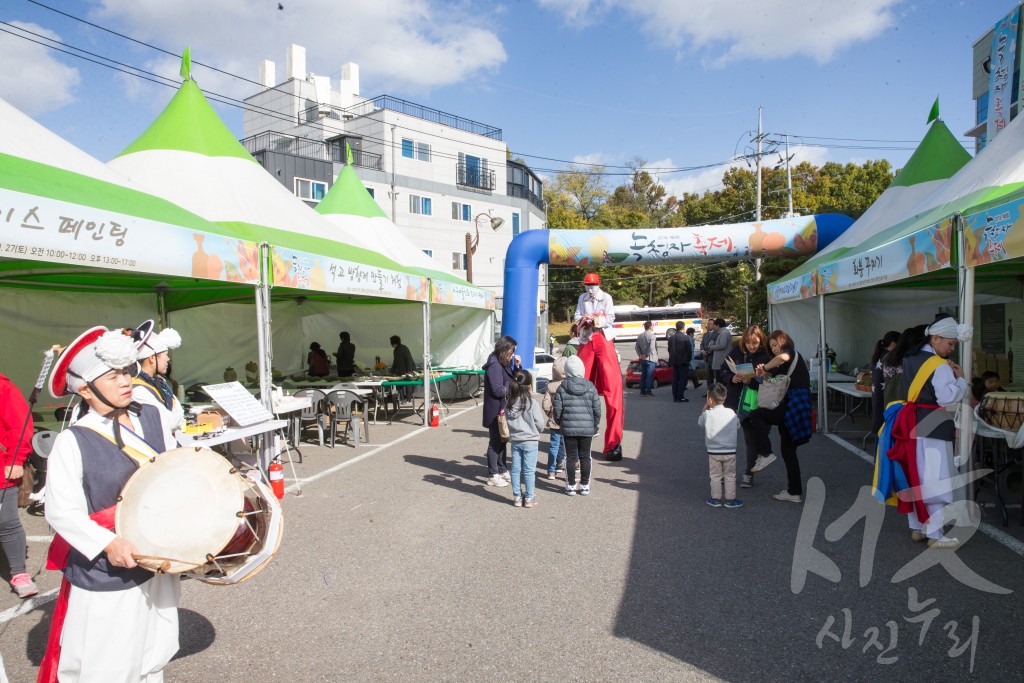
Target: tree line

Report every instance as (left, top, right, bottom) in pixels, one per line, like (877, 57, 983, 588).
(543, 157, 894, 326)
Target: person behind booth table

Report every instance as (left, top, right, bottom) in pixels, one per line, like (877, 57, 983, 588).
(870, 330, 901, 434)
(38, 327, 179, 683)
(131, 320, 185, 446)
(573, 273, 624, 461)
(889, 315, 970, 549)
(307, 342, 330, 377)
(336, 331, 356, 377)
(0, 371, 38, 599)
(971, 370, 1004, 404)
(390, 335, 417, 403)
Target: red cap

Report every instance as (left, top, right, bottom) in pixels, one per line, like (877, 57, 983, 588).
(583, 273, 601, 285)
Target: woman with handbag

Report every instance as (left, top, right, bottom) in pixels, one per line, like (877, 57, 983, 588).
(482, 336, 521, 487)
(718, 326, 771, 489)
(749, 330, 812, 503)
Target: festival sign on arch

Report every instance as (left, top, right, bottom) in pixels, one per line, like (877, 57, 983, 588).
(502, 214, 853, 369)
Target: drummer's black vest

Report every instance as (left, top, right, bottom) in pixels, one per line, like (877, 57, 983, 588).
(64, 405, 165, 592)
(902, 349, 956, 442)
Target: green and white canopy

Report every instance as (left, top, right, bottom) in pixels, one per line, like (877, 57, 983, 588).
(768, 118, 971, 303)
(0, 94, 264, 391)
(317, 161, 494, 309)
(108, 75, 429, 304)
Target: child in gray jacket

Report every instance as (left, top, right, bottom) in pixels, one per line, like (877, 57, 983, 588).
(505, 370, 548, 508)
(552, 356, 602, 496)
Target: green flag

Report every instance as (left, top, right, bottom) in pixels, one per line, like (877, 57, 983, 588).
(180, 46, 192, 81)
(927, 96, 940, 124)
(345, 142, 354, 165)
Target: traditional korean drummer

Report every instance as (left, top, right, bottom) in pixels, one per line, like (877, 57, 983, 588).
(38, 327, 180, 683)
(131, 320, 184, 445)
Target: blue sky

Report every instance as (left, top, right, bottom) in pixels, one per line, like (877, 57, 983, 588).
(0, 0, 1007, 199)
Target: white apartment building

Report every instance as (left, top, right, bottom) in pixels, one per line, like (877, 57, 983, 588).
(240, 44, 547, 306)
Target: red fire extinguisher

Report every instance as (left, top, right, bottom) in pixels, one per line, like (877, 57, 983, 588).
(430, 404, 440, 428)
(268, 461, 285, 499)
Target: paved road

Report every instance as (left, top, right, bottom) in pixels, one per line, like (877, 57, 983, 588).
(2, 379, 1023, 681)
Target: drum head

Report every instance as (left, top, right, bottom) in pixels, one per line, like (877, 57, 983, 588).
(116, 447, 244, 574)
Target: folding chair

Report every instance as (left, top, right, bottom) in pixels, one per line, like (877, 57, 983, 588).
(291, 389, 328, 447)
(325, 390, 370, 447)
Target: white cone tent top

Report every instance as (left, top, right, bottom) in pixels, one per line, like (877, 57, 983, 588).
(107, 67, 428, 300)
(769, 118, 971, 303)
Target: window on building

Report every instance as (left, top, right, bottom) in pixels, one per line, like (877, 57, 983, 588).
(295, 178, 327, 202)
(422, 249, 433, 258)
(401, 137, 431, 161)
(458, 152, 489, 188)
(977, 90, 989, 125)
(452, 252, 467, 270)
(451, 202, 472, 221)
(512, 212, 521, 236)
(409, 194, 432, 216)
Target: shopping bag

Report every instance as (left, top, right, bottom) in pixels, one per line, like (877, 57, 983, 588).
(497, 409, 510, 442)
(738, 386, 758, 419)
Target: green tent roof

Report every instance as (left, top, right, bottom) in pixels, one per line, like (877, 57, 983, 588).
(316, 163, 389, 219)
(889, 120, 972, 188)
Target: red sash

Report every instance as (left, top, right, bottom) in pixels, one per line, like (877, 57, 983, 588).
(37, 505, 116, 683)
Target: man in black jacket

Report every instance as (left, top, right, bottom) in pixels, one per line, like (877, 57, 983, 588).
(667, 322, 694, 403)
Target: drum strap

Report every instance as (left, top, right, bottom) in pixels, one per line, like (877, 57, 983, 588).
(76, 423, 160, 468)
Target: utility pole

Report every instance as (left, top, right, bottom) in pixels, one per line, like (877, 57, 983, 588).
(784, 133, 794, 218)
(754, 106, 763, 281)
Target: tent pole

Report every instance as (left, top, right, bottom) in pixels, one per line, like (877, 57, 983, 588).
(422, 280, 432, 427)
(156, 286, 168, 330)
(818, 293, 828, 434)
(955, 214, 976, 508)
(255, 242, 274, 471)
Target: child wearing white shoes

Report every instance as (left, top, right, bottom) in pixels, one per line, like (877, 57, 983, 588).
(699, 383, 742, 508)
(552, 356, 601, 497)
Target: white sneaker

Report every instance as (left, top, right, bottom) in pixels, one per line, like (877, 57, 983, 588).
(565, 482, 577, 496)
(487, 475, 509, 487)
(501, 471, 512, 482)
(579, 483, 591, 496)
(772, 489, 803, 503)
(751, 454, 777, 473)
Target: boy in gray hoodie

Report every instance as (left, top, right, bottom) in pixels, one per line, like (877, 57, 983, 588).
(553, 356, 602, 496)
(506, 371, 548, 507)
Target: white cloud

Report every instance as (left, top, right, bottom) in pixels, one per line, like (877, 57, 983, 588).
(0, 22, 80, 116)
(537, 0, 898, 64)
(93, 0, 507, 99)
(572, 152, 615, 165)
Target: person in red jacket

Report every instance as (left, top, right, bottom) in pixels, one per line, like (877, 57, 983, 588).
(0, 372, 38, 598)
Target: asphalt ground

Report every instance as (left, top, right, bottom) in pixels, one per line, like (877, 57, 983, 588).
(2, 347, 1024, 681)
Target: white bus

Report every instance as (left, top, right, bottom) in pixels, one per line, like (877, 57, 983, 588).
(611, 303, 704, 341)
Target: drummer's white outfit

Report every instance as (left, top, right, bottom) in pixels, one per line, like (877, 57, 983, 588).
(131, 372, 184, 446)
(44, 406, 180, 682)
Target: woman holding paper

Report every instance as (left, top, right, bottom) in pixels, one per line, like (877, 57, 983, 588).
(718, 326, 771, 489)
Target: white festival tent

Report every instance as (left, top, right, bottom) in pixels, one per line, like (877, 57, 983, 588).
(106, 70, 493, 398)
(0, 95, 262, 405)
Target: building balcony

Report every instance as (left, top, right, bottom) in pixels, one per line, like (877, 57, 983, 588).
(303, 95, 503, 141)
(507, 183, 545, 211)
(240, 131, 382, 170)
(457, 162, 497, 191)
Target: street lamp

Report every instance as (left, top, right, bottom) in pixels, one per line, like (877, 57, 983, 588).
(466, 212, 504, 283)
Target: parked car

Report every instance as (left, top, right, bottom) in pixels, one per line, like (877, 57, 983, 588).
(624, 358, 673, 388)
(534, 348, 555, 382)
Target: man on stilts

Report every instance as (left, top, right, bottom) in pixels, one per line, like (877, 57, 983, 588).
(574, 273, 624, 461)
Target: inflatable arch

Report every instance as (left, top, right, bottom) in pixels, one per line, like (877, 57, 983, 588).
(502, 214, 854, 369)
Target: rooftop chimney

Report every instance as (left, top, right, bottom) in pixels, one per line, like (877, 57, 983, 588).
(259, 59, 276, 88)
(286, 44, 306, 81)
(338, 62, 360, 108)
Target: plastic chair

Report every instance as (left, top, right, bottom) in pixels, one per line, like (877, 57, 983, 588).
(291, 389, 328, 447)
(325, 390, 369, 447)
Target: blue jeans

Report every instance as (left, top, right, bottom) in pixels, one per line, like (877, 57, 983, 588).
(547, 429, 567, 473)
(510, 441, 538, 500)
(640, 359, 657, 393)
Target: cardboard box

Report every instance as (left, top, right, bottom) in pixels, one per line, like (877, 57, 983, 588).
(196, 409, 229, 430)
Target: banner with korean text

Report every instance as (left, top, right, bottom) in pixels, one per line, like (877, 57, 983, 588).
(988, 7, 1019, 142)
(0, 186, 260, 283)
(431, 279, 496, 310)
(767, 271, 817, 304)
(270, 245, 428, 301)
(964, 195, 1024, 266)
(815, 218, 953, 294)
